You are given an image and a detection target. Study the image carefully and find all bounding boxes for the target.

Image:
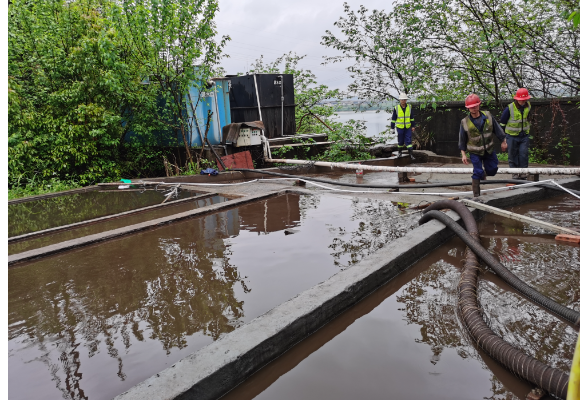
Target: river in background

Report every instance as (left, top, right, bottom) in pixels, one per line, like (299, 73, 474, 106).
(334, 110, 394, 140)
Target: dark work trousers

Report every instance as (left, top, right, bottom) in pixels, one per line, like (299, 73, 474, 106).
(397, 127, 413, 148)
(470, 151, 499, 180)
(506, 133, 530, 169)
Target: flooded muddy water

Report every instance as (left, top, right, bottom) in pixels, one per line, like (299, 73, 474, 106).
(8, 195, 228, 255)
(8, 188, 203, 237)
(223, 194, 579, 400)
(8, 193, 421, 400)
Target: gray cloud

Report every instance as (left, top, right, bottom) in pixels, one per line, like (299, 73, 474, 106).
(217, 0, 390, 92)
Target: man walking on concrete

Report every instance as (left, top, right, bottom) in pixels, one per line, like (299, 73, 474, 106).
(500, 88, 532, 179)
(391, 93, 416, 160)
(459, 94, 508, 197)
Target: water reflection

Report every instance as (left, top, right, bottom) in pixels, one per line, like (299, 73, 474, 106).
(239, 194, 301, 234)
(8, 189, 201, 237)
(8, 196, 227, 255)
(11, 193, 422, 400)
(9, 210, 246, 400)
(328, 197, 420, 267)
(224, 197, 579, 400)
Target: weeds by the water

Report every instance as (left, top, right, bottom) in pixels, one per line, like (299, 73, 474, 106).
(8, 178, 81, 200)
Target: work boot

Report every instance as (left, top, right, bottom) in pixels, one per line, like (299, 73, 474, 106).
(472, 179, 481, 197)
(481, 171, 487, 180)
(408, 147, 416, 161)
(398, 148, 403, 157)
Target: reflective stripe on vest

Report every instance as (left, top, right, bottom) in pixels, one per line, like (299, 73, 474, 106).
(505, 101, 531, 136)
(394, 104, 412, 129)
(462, 111, 495, 156)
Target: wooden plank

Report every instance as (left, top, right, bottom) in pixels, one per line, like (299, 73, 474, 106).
(461, 198, 579, 236)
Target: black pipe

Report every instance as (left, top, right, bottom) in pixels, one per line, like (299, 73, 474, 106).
(419, 210, 580, 326)
(419, 207, 572, 399)
(231, 168, 579, 195)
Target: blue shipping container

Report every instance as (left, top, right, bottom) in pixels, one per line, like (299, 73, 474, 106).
(187, 78, 231, 146)
(124, 76, 231, 147)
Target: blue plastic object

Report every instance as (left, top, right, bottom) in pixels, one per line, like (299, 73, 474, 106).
(200, 168, 219, 176)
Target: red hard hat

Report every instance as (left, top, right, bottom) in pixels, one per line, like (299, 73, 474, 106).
(465, 94, 481, 109)
(513, 88, 532, 101)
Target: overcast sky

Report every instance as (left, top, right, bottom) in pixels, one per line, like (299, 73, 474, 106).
(216, 0, 391, 93)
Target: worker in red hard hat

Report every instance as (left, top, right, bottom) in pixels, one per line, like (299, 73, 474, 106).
(459, 94, 508, 197)
(500, 88, 532, 180)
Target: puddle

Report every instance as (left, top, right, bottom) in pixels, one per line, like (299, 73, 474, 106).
(8, 193, 421, 400)
(8, 195, 229, 255)
(223, 195, 579, 400)
(8, 188, 203, 237)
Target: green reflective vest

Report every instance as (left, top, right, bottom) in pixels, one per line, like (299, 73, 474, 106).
(393, 104, 412, 129)
(461, 111, 495, 156)
(505, 101, 531, 136)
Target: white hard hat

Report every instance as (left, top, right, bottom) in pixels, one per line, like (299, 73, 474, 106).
(398, 93, 409, 100)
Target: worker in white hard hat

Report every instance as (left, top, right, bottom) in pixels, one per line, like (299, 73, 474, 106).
(390, 92, 416, 160)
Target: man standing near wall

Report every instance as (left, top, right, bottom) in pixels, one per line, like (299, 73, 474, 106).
(500, 88, 532, 179)
(391, 93, 416, 160)
(459, 94, 508, 197)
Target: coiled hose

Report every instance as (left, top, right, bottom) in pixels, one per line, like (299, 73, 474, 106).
(231, 168, 580, 195)
(419, 201, 574, 399)
(421, 201, 580, 327)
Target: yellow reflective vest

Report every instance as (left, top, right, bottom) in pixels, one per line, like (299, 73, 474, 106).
(504, 102, 531, 136)
(392, 104, 413, 129)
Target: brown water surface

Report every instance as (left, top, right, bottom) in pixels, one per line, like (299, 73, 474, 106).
(223, 194, 579, 400)
(8, 188, 203, 237)
(8, 195, 228, 255)
(8, 193, 420, 400)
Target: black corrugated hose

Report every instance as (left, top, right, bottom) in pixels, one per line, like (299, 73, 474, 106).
(420, 201, 580, 327)
(230, 168, 580, 195)
(418, 201, 576, 399)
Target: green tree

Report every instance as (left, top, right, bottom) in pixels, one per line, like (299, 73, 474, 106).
(110, 0, 229, 166)
(322, 0, 580, 107)
(8, 0, 137, 186)
(8, 0, 228, 191)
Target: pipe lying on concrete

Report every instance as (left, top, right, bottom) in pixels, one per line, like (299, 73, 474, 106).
(266, 158, 581, 175)
(419, 205, 572, 399)
(230, 168, 580, 196)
